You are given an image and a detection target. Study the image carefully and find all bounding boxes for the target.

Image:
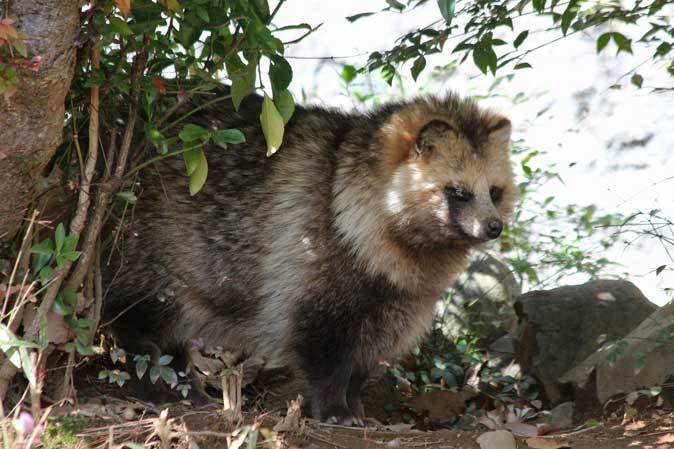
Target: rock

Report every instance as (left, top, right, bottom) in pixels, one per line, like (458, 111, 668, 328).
(559, 300, 674, 405)
(476, 430, 517, 449)
(440, 250, 522, 344)
(513, 279, 657, 404)
(549, 402, 574, 430)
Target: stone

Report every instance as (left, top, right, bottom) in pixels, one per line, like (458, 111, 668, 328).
(559, 300, 674, 405)
(440, 250, 521, 344)
(513, 279, 657, 404)
(549, 402, 574, 430)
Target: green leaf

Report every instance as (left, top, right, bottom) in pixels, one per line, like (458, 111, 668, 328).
(195, 6, 209, 22)
(411, 56, 426, 81)
(269, 56, 293, 93)
(115, 191, 137, 204)
(55, 223, 65, 253)
(597, 33, 611, 53)
(0, 324, 37, 387)
(63, 234, 78, 254)
(160, 366, 178, 385)
(54, 288, 77, 316)
(159, 354, 173, 365)
(260, 94, 285, 157)
(60, 251, 80, 262)
(274, 89, 295, 124)
(472, 43, 496, 75)
(386, 0, 405, 10)
(612, 32, 632, 54)
(437, 0, 456, 23)
(136, 359, 148, 379)
(631, 73, 643, 88)
(655, 42, 671, 57)
(183, 147, 208, 196)
(230, 56, 258, 111)
(514, 62, 532, 70)
(31, 239, 53, 257)
(75, 340, 95, 356)
(109, 17, 133, 36)
(513, 30, 528, 49)
(149, 366, 160, 384)
(39, 266, 54, 286)
(345, 12, 376, 22)
(179, 124, 209, 143)
(560, 1, 579, 35)
(656, 265, 666, 276)
(532, 0, 546, 12)
(381, 64, 396, 85)
(341, 64, 357, 83)
(212, 129, 246, 148)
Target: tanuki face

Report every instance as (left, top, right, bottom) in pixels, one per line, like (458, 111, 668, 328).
(381, 115, 517, 251)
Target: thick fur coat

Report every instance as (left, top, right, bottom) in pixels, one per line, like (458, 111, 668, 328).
(104, 88, 517, 424)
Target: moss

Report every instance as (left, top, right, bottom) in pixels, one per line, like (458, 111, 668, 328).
(41, 417, 90, 449)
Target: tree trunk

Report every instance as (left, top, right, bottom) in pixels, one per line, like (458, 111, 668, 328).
(0, 0, 79, 241)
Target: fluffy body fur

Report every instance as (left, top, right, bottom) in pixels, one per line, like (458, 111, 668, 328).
(104, 88, 517, 424)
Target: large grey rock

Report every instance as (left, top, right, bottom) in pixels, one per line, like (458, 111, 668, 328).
(513, 279, 657, 404)
(439, 250, 521, 343)
(559, 300, 674, 405)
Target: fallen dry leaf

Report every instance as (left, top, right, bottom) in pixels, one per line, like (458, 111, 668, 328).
(657, 433, 674, 444)
(504, 421, 541, 437)
(407, 390, 465, 423)
(476, 430, 517, 449)
(525, 437, 572, 449)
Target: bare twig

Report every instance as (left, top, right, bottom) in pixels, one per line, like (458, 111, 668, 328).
(2, 210, 38, 319)
(67, 48, 147, 292)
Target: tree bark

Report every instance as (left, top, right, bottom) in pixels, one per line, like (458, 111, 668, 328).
(0, 0, 79, 241)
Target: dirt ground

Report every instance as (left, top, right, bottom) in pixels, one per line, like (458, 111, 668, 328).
(50, 400, 674, 449)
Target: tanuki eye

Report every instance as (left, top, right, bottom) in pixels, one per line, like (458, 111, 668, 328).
(490, 186, 503, 204)
(446, 186, 473, 202)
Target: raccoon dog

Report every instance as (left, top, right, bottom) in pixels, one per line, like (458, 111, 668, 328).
(104, 88, 517, 425)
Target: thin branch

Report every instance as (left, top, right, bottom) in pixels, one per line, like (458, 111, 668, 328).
(66, 49, 147, 292)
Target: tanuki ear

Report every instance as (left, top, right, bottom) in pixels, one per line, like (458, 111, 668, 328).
(414, 119, 454, 156)
(487, 118, 512, 147)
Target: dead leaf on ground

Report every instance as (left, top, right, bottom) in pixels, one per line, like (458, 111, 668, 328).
(657, 433, 674, 444)
(407, 390, 465, 423)
(525, 436, 572, 449)
(476, 430, 517, 449)
(504, 421, 543, 437)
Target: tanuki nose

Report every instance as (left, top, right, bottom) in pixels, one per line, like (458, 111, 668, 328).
(486, 218, 503, 239)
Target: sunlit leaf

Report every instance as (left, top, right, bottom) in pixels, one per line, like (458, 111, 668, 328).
(183, 146, 208, 195)
(341, 64, 357, 83)
(260, 94, 284, 157)
(179, 124, 209, 142)
(437, 0, 456, 24)
(212, 129, 246, 148)
(274, 89, 295, 124)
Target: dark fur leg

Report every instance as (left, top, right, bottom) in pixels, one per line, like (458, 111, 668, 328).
(307, 361, 356, 425)
(346, 368, 368, 422)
